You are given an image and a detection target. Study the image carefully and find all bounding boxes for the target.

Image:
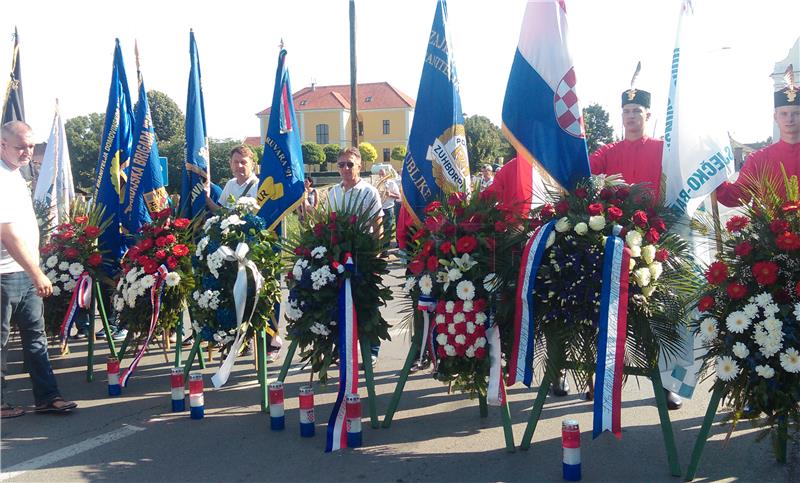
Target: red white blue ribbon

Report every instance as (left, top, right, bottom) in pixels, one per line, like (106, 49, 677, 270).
(121, 265, 169, 387)
(593, 226, 630, 439)
(326, 254, 359, 452)
(417, 295, 436, 368)
(59, 272, 92, 351)
(507, 220, 555, 387)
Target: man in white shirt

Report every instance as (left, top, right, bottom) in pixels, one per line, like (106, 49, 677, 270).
(206, 145, 259, 211)
(377, 168, 401, 248)
(1, 121, 76, 418)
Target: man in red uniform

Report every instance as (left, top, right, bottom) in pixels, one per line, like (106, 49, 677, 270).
(588, 87, 682, 410)
(716, 85, 800, 206)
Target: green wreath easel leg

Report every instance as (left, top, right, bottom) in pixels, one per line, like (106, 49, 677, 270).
(650, 368, 682, 477)
(94, 283, 117, 357)
(277, 338, 299, 383)
(183, 336, 204, 382)
(257, 330, 268, 413)
(87, 296, 96, 382)
(500, 383, 516, 453)
(776, 416, 788, 464)
(478, 393, 488, 418)
(382, 332, 419, 428)
(519, 368, 554, 450)
(684, 385, 723, 481)
(174, 307, 185, 368)
(359, 337, 380, 429)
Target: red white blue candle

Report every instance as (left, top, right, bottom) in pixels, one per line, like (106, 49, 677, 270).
(299, 385, 315, 437)
(107, 357, 121, 396)
(189, 372, 204, 420)
(562, 419, 581, 481)
(268, 381, 285, 430)
(345, 393, 362, 448)
(170, 367, 185, 412)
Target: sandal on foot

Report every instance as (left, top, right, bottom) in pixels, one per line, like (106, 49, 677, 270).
(1, 404, 25, 419)
(35, 397, 77, 413)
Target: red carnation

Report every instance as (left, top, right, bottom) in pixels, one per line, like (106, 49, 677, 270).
(138, 255, 152, 266)
(408, 259, 425, 275)
(40, 244, 54, 255)
(73, 215, 88, 225)
(167, 256, 179, 270)
(155, 207, 172, 220)
(155, 236, 168, 248)
(77, 235, 87, 245)
(776, 232, 800, 251)
(64, 247, 80, 259)
(154, 249, 167, 260)
(725, 215, 749, 233)
(706, 261, 728, 285)
(165, 234, 176, 245)
(726, 282, 748, 300)
(555, 200, 570, 216)
(87, 252, 103, 267)
(140, 238, 153, 251)
(574, 187, 588, 199)
(456, 235, 478, 254)
(587, 203, 604, 216)
(734, 241, 753, 257)
(143, 260, 159, 274)
(770, 219, 790, 234)
(174, 218, 190, 229)
(698, 295, 715, 312)
(632, 210, 649, 228)
(655, 248, 669, 262)
(84, 226, 101, 238)
(128, 247, 140, 260)
(425, 201, 442, 214)
(440, 241, 452, 253)
(494, 221, 507, 232)
(171, 244, 189, 257)
(426, 256, 439, 272)
(473, 298, 487, 313)
(59, 230, 75, 241)
(540, 203, 556, 219)
(752, 261, 779, 286)
(606, 206, 623, 222)
(437, 345, 447, 358)
(645, 227, 660, 244)
(474, 347, 487, 359)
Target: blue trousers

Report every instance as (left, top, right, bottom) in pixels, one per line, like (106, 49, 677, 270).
(1, 271, 62, 406)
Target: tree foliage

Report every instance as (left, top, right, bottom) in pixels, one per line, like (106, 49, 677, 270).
(463, 115, 513, 173)
(391, 145, 407, 162)
(133, 90, 185, 144)
(358, 142, 377, 166)
(582, 103, 614, 154)
(64, 112, 105, 191)
(301, 142, 325, 165)
(207, 138, 241, 184)
(323, 144, 341, 164)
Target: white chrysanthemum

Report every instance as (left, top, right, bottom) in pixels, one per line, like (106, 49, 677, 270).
(545, 231, 556, 249)
(743, 303, 759, 319)
(716, 356, 740, 382)
(436, 333, 448, 345)
(555, 217, 571, 233)
(755, 364, 775, 379)
(633, 267, 651, 287)
(573, 222, 588, 236)
(462, 300, 474, 313)
(51, 285, 61, 297)
(762, 317, 783, 335)
(113, 296, 124, 312)
(453, 312, 466, 323)
(700, 318, 718, 342)
(475, 312, 487, 324)
(444, 344, 456, 356)
(195, 236, 209, 258)
(483, 273, 500, 293)
(203, 215, 220, 232)
(641, 245, 656, 264)
(220, 214, 246, 231)
(126, 267, 140, 283)
(192, 290, 201, 301)
(165, 272, 181, 287)
(466, 321, 476, 334)
(139, 274, 156, 289)
(625, 230, 642, 248)
(588, 215, 606, 231)
(59, 273, 71, 283)
(445, 301, 455, 313)
(58, 261, 69, 271)
(725, 311, 751, 334)
(447, 268, 463, 283)
(763, 304, 780, 317)
(435, 314, 445, 324)
(732, 342, 750, 359)
(475, 337, 487, 348)
(292, 259, 309, 280)
(310, 322, 331, 336)
(46, 270, 57, 282)
(447, 324, 456, 335)
(235, 196, 260, 214)
(284, 299, 303, 321)
(454, 334, 466, 345)
(45, 256, 58, 268)
(754, 292, 773, 308)
(779, 348, 800, 373)
(648, 262, 663, 281)
(64, 279, 77, 292)
(310, 265, 336, 290)
(403, 277, 416, 293)
(419, 274, 433, 295)
(465, 346, 476, 358)
(311, 246, 327, 259)
(456, 280, 476, 301)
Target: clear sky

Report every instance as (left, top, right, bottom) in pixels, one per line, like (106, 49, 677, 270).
(2, 0, 799, 145)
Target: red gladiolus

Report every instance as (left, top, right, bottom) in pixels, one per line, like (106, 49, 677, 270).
(174, 218, 190, 229)
(555, 200, 570, 216)
(752, 261, 778, 286)
(726, 283, 748, 300)
(425, 215, 443, 233)
(330, 233, 339, 245)
(155, 249, 167, 260)
(655, 248, 669, 262)
(781, 202, 800, 213)
(313, 223, 324, 237)
(632, 210, 648, 228)
(64, 247, 80, 259)
(725, 215, 749, 233)
(587, 203, 604, 216)
(330, 211, 337, 222)
(454, 207, 465, 217)
(84, 226, 101, 238)
(408, 259, 425, 275)
(574, 187, 588, 199)
(734, 241, 753, 257)
(494, 221, 507, 232)
(426, 256, 439, 271)
(420, 240, 435, 257)
(606, 206, 623, 221)
(698, 295, 715, 312)
(411, 228, 428, 242)
(776, 232, 800, 251)
(167, 256, 179, 270)
(770, 219, 790, 234)
(73, 215, 88, 225)
(456, 235, 478, 254)
(540, 203, 555, 219)
(87, 252, 103, 267)
(425, 201, 441, 214)
(172, 244, 189, 257)
(459, 214, 483, 233)
(447, 192, 467, 206)
(440, 241, 452, 253)
(645, 227, 660, 244)
(155, 236, 168, 248)
(706, 261, 728, 285)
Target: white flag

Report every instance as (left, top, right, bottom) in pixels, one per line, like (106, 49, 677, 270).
(662, 0, 734, 218)
(34, 102, 75, 227)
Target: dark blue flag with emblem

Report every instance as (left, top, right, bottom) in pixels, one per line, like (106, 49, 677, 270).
(122, 43, 169, 237)
(2, 27, 24, 123)
(256, 47, 305, 231)
(398, 0, 470, 244)
(94, 39, 134, 271)
(178, 30, 213, 219)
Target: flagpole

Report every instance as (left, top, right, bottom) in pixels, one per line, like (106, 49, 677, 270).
(349, 0, 359, 147)
(709, 192, 723, 253)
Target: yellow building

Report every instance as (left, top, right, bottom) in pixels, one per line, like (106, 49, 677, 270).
(256, 82, 415, 171)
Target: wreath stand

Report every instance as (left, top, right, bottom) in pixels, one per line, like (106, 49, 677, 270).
(380, 330, 517, 453)
(277, 336, 381, 429)
(684, 385, 789, 481)
(518, 343, 682, 477)
(85, 281, 119, 382)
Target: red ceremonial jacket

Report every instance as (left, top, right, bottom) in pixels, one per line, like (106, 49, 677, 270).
(589, 136, 664, 200)
(716, 140, 800, 207)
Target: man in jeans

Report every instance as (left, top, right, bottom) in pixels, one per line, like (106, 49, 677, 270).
(1, 121, 76, 418)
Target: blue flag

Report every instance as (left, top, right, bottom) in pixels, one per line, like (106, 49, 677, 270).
(94, 39, 134, 270)
(256, 48, 304, 231)
(122, 50, 169, 236)
(178, 30, 212, 219)
(399, 0, 470, 235)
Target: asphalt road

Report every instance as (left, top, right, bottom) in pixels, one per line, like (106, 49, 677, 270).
(1, 260, 797, 482)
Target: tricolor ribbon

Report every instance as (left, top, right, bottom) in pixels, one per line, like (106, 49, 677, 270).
(593, 225, 631, 439)
(211, 242, 265, 388)
(59, 272, 93, 352)
(326, 253, 359, 452)
(120, 265, 169, 387)
(507, 220, 555, 387)
(417, 295, 437, 368)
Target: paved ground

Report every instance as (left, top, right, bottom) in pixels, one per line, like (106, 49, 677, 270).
(1, 261, 797, 482)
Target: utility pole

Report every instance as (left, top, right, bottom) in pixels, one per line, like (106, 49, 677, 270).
(349, 0, 359, 147)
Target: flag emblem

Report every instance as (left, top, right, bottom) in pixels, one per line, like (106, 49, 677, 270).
(429, 125, 469, 194)
(554, 68, 584, 137)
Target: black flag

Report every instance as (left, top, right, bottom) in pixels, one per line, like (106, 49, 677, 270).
(2, 27, 25, 123)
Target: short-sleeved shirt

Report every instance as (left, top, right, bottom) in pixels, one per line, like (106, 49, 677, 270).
(218, 175, 259, 208)
(381, 179, 400, 210)
(327, 178, 384, 220)
(0, 161, 39, 274)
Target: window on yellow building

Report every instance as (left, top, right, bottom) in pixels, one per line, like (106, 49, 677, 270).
(316, 124, 329, 144)
(383, 148, 390, 162)
(382, 120, 390, 135)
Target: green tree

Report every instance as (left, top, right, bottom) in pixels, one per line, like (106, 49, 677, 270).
(322, 144, 341, 171)
(301, 142, 325, 165)
(64, 112, 105, 190)
(358, 142, 377, 166)
(583, 103, 614, 154)
(208, 138, 241, 184)
(134, 90, 185, 144)
(464, 115, 512, 173)
(391, 145, 407, 162)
